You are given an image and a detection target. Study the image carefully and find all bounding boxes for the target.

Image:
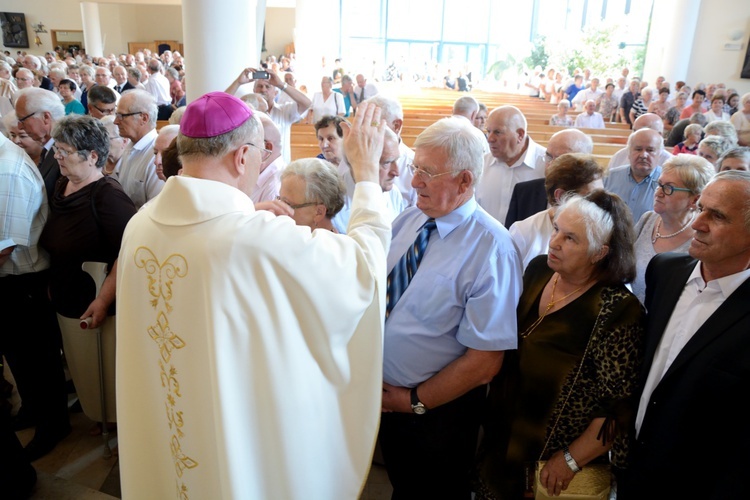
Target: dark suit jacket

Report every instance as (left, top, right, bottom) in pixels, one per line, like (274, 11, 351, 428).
(40, 77, 54, 92)
(119, 81, 136, 94)
(621, 253, 750, 500)
(504, 178, 547, 228)
(38, 147, 61, 200)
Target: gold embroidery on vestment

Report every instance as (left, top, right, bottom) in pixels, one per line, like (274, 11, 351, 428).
(134, 247, 197, 497)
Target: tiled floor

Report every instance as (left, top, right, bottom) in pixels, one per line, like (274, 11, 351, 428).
(8, 371, 392, 499)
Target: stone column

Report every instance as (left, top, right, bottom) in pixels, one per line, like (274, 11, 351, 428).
(80, 2, 104, 58)
(642, 0, 701, 84)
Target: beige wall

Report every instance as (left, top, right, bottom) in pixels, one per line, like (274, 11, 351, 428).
(687, 0, 750, 94)
(264, 7, 295, 59)
(1, 0, 182, 56)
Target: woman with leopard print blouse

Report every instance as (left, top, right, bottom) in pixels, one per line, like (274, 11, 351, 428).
(475, 190, 645, 499)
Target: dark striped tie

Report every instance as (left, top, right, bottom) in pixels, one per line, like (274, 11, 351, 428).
(386, 218, 436, 318)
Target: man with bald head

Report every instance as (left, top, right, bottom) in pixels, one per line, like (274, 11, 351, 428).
(251, 112, 285, 203)
(574, 99, 605, 129)
(504, 128, 594, 227)
(476, 105, 546, 224)
(604, 128, 665, 222)
(608, 113, 673, 169)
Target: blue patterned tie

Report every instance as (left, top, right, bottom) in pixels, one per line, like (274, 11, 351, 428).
(386, 218, 437, 318)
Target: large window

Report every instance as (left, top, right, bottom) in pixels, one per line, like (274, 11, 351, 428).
(340, 0, 653, 80)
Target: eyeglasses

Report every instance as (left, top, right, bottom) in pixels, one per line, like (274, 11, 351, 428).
(115, 111, 143, 120)
(276, 196, 320, 210)
(656, 182, 692, 196)
(52, 145, 89, 159)
(544, 151, 557, 163)
(408, 163, 456, 182)
(92, 104, 116, 115)
(245, 142, 272, 162)
(17, 111, 38, 123)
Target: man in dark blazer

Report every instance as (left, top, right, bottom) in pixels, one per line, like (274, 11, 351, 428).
(15, 88, 64, 198)
(504, 128, 593, 227)
(621, 170, 750, 499)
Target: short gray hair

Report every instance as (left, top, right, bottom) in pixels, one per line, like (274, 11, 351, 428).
(100, 115, 121, 138)
(699, 135, 733, 159)
(178, 114, 262, 160)
(361, 94, 403, 125)
(16, 87, 65, 121)
(718, 147, 750, 171)
(413, 116, 486, 185)
(704, 120, 738, 146)
(281, 158, 345, 218)
(453, 96, 479, 117)
(121, 89, 158, 127)
(708, 170, 750, 230)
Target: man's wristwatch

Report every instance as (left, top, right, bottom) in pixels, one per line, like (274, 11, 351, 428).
(280, 82, 288, 92)
(410, 387, 427, 415)
(563, 445, 581, 473)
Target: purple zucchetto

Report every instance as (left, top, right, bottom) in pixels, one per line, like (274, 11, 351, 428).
(180, 91, 253, 138)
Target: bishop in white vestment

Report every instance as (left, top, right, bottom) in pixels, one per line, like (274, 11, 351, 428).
(116, 94, 390, 499)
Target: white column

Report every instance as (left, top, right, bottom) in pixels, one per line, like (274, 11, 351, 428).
(80, 2, 104, 58)
(182, 0, 259, 101)
(293, 0, 340, 91)
(642, 0, 701, 84)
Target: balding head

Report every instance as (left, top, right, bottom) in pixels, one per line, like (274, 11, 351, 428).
(627, 128, 664, 181)
(546, 128, 594, 164)
(633, 112, 664, 133)
(22, 55, 41, 70)
(452, 96, 479, 121)
(257, 112, 281, 170)
(485, 106, 529, 163)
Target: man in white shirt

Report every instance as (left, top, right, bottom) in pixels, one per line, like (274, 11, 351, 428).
(353, 74, 378, 105)
(574, 100, 606, 129)
(624, 170, 750, 500)
(476, 105, 546, 224)
(143, 59, 172, 120)
(113, 89, 164, 208)
(226, 68, 311, 165)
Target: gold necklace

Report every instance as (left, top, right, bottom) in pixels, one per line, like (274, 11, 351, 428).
(520, 274, 584, 339)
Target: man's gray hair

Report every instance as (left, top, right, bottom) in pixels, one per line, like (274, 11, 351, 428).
(281, 158, 346, 218)
(627, 128, 664, 152)
(453, 96, 479, 117)
(0, 61, 13, 74)
(48, 67, 66, 80)
(709, 170, 750, 230)
(413, 116, 485, 185)
(100, 115, 121, 138)
(121, 89, 158, 127)
(362, 94, 404, 125)
(178, 114, 262, 160)
(16, 87, 65, 121)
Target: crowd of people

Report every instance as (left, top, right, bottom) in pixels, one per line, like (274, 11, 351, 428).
(1, 46, 749, 500)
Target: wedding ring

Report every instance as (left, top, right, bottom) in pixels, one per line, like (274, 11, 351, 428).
(371, 121, 379, 126)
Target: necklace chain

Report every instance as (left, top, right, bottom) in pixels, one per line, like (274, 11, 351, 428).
(652, 213, 695, 244)
(520, 274, 584, 339)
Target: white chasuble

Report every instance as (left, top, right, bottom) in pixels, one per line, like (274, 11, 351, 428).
(116, 176, 389, 499)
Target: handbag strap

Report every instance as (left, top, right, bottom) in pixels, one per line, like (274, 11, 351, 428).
(538, 305, 604, 460)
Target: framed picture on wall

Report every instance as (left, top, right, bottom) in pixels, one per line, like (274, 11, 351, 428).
(1, 12, 29, 48)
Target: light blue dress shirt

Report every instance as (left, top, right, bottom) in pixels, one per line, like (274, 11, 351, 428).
(383, 197, 523, 387)
(604, 164, 662, 223)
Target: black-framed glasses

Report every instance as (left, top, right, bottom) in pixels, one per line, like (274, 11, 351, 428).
(17, 111, 38, 123)
(656, 182, 692, 196)
(93, 104, 116, 115)
(276, 196, 320, 210)
(408, 163, 456, 182)
(245, 142, 272, 162)
(115, 111, 143, 121)
(52, 145, 89, 159)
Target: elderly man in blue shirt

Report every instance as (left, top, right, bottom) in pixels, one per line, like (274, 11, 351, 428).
(379, 116, 523, 498)
(604, 128, 665, 223)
